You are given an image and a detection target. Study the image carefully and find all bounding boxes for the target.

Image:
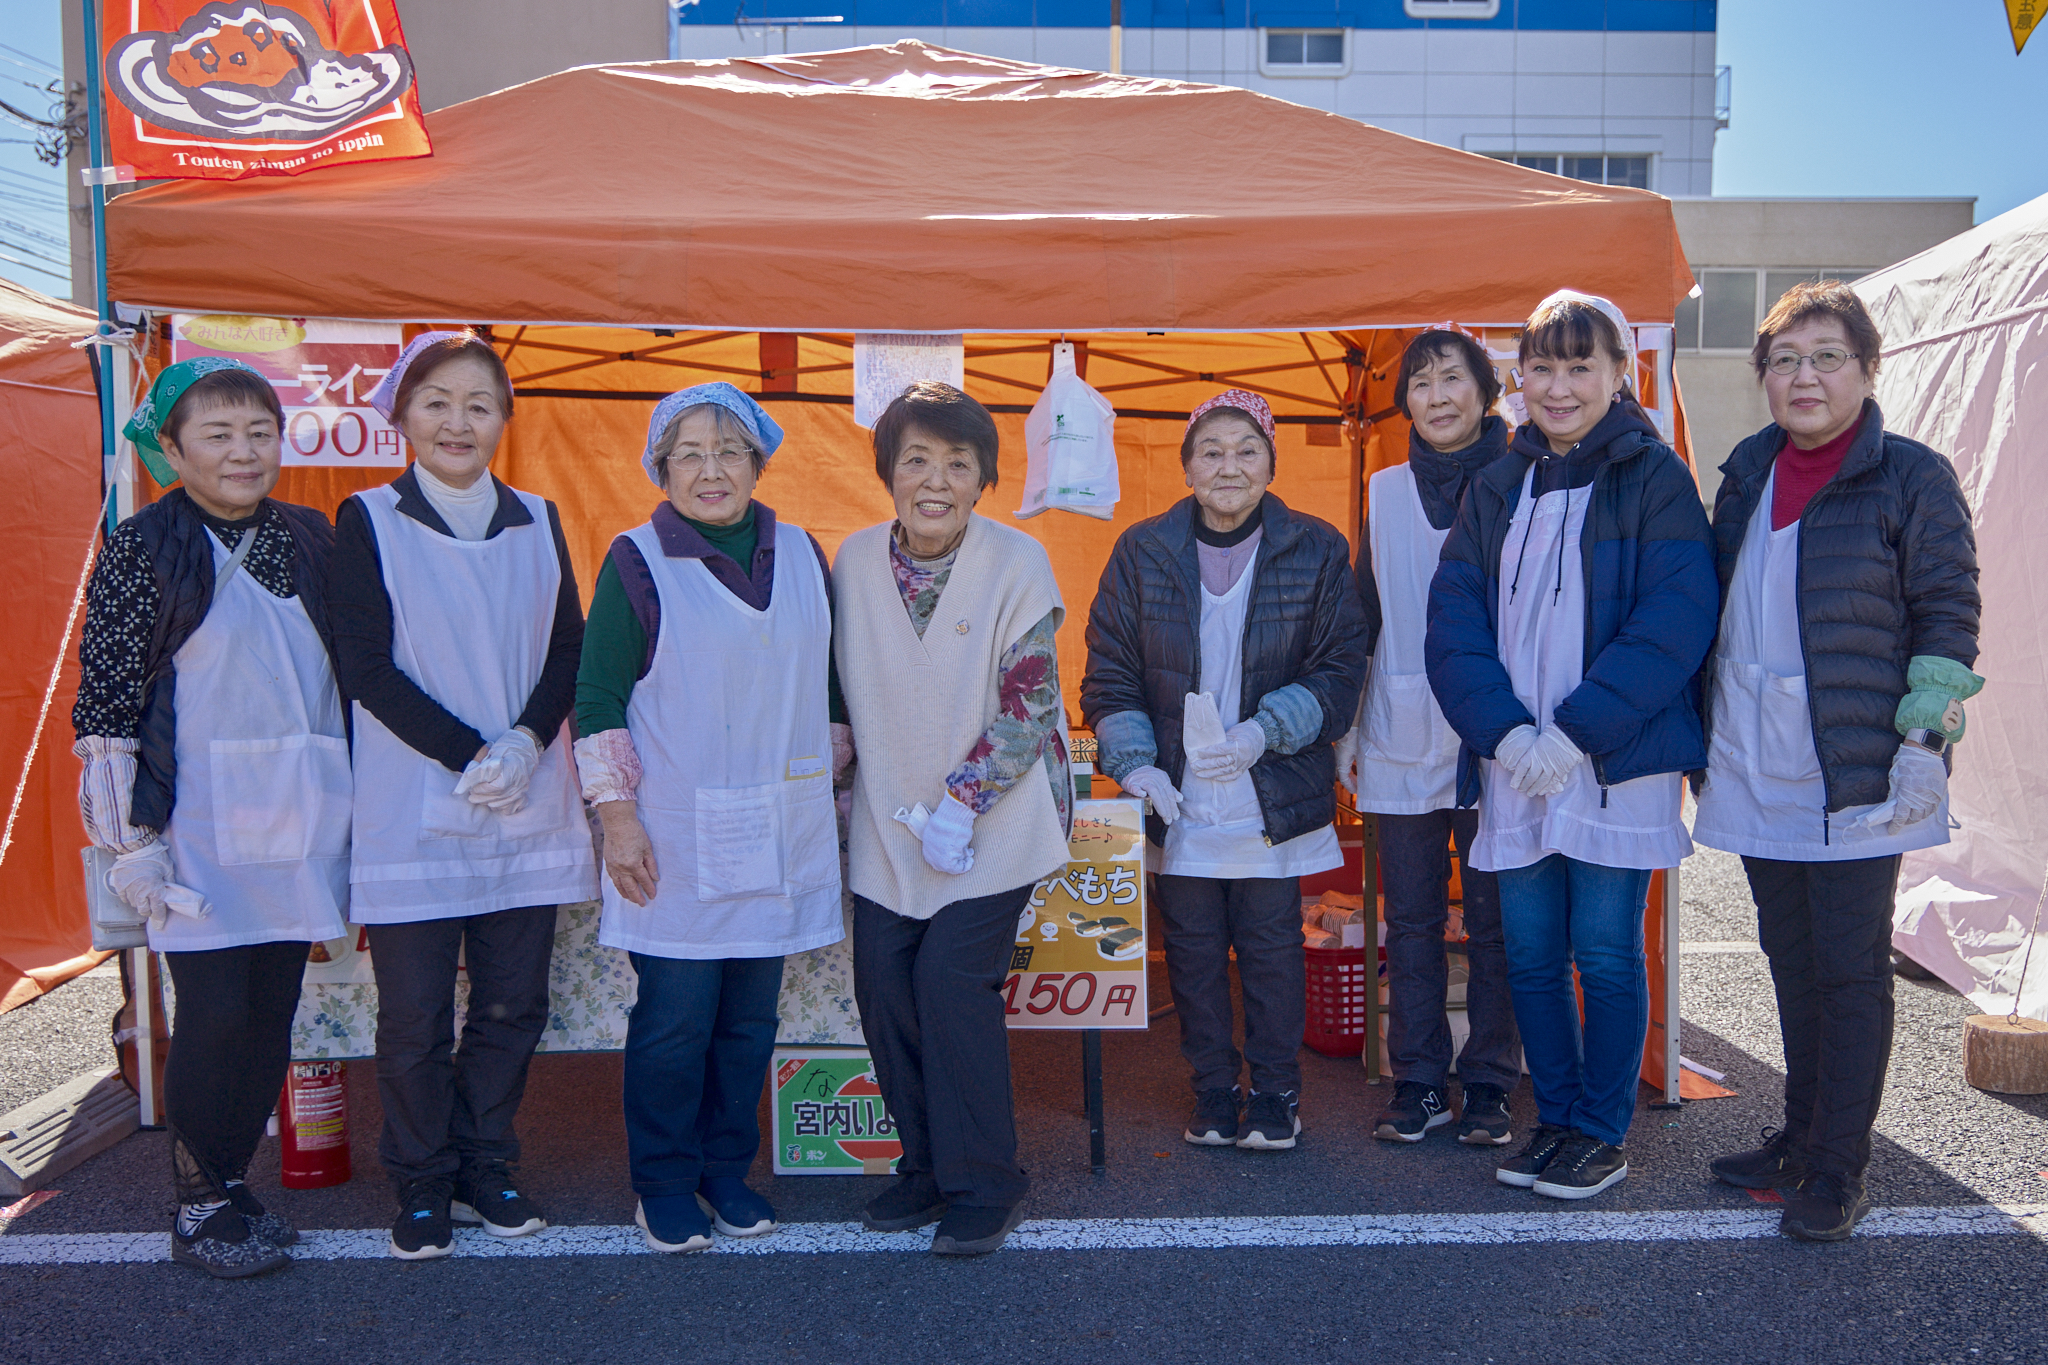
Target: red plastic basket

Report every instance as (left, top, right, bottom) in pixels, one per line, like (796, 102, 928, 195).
(1302, 944, 1372, 1057)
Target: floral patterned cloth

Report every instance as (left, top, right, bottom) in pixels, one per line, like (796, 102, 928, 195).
(888, 531, 1070, 833)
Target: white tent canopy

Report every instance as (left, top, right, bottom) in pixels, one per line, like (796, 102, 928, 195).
(1858, 191, 2048, 1019)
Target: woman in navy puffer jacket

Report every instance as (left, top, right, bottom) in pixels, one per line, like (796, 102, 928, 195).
(1426, 291, 1717, 1204)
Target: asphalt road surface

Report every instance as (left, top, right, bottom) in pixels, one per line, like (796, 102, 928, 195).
(3, 847, 2044, 1364)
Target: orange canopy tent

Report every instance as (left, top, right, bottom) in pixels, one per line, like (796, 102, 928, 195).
(0, 278, 105, 1011)
(87, 43, 1697, 1086)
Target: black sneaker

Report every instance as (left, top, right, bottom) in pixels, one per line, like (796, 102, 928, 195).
(1710, 1126, 1811, 1191)
(930, 1203, 1026, 1256)
(171, 1204, 291, 1280)
(1779, 1170, 1871, 1242)
(1184, 1086, 1243, 1146)
(223, 1179, 298, 1247)
(861, 1171, 948, 1232)
(1456, 1083, 1514, 1146)
(451, 1160, 547, 1238)
(389, 1177, 455, 1260)
(1496, 1123, 1575, 1188)
(1236, 1090, 1301, 1150)
(1532, 1133, 1628, 1200)
(1374, 1081, 1452, 1142)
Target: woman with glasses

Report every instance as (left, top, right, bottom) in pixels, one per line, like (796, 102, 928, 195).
(574, 383, 843, 1254)
(1692, 281, 1980, 1241)
(1082, 390, 1367, 1154)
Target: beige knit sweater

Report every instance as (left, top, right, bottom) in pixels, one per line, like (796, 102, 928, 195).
(834, 514, 1071, 920)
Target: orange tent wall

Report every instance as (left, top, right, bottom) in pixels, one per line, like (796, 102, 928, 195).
(0, 281, 108, 1012)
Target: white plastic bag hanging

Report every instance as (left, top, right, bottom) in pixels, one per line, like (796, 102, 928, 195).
(1017, 342, 1118, 521)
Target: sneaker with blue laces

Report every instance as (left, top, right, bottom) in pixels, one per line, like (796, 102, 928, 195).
(389, 1177, 454, 1260)
(451, 1160, 547, 1238)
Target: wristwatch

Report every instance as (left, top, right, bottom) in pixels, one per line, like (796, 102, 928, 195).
(1904, 727, 1947, 757)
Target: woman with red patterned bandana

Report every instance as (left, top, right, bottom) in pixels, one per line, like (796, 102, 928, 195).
(1082, 390, 1368, 1152)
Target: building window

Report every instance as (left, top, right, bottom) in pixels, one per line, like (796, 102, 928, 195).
(1672, 268, 1870, 351)
(1261, 30, 1347, 76)
(1499, 154, 1650, 190)
(1404, 0, 1501, 16)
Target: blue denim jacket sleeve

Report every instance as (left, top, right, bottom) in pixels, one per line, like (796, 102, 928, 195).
(1093, 709, 1157, 782)
(1253, 681, 1325, 756)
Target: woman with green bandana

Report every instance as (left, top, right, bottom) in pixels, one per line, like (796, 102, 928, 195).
(573, 382, 843, 1254)
(72, 358, 348, 1279)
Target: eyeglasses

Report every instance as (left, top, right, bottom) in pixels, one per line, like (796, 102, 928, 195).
(667, 449, 753, 472)
(1764, 347, 1859, 376)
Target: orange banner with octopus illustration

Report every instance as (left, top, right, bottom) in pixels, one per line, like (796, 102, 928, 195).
(102, 0, 430, 180)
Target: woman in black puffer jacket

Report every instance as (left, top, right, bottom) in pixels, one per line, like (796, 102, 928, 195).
(1692, 281, 1981, 1244)
(1081, 390, 1367, 1155)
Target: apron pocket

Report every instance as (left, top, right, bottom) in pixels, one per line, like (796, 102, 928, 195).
(782, 775, 839, 895)
(210, 734, 352, 866)
(419, 743, 577, 842)
(1362, 671, 1440, 765)
(1756, 673, 1822, 782)
(694, 782, 786, 902)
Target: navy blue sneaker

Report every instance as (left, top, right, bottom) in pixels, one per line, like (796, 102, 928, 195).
(637, 1195, 713, 1254)
(697, 1176, 777, 1237)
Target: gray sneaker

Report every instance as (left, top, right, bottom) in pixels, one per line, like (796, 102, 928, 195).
(223, 1179, 298, 1247)
(171, 1206, 291, 1280)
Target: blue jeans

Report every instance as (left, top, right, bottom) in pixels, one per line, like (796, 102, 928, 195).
(1380, 810, 1519, 1092)
(1494, 855, 1651, 1148)
(622, 953, 784, 1198)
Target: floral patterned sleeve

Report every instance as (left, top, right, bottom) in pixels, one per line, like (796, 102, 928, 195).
(944, 609, 1070, 833)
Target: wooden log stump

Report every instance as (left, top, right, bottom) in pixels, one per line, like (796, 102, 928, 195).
(1963, 1015, 2048, 1094)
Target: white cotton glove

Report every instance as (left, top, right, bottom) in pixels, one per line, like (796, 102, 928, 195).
(457, 727, 540, 814)
(1333, 726, 1362, 797)
(1191, 720, 1268, 782)
(1521, 726, 1586, 800)
(1850, 742, 1949, 835)
(831, 723, 856, 785)
(912, 791, 976, 875)
(106, 843, 210, 930)
(1491, 724, 1541, 792)
(1117, 765, 1183, 824)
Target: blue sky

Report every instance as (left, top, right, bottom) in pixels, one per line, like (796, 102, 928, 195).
(1, 0, 2042, 302)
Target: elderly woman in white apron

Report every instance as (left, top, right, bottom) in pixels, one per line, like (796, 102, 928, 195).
(326, 332, 596, 1261)
(1336, 329, 1522, 1148)
(572, 383, 843, 1254)
(73, 359, 350, 1278)
(1693, 281, 1980, 1242)
(1082, 390, 1368, 1155)
(1426, 292, 1717, 1202)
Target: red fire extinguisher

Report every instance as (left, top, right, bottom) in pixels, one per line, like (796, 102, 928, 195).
(279, 1060, 352, 1189)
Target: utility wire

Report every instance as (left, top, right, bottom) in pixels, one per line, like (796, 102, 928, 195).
(0, 45, 62, 79)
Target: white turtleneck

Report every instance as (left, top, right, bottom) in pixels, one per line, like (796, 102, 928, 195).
(412, 461, 496, 542)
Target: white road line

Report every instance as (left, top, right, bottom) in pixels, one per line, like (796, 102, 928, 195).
(1680, 941, 1764, 954)
(3, 1205, 2044, 1266)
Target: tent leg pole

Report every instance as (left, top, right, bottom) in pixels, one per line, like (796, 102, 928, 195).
(1083, 1028, 1105, 1174)
(1664, 867, 1681, 1106)
(130, 946, 160, 1128)
(1361, 813, 1380, 1084)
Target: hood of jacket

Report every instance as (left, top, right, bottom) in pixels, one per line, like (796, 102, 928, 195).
(1508, 395, 1665, 492)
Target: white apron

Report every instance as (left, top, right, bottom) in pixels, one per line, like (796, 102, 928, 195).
(1693, 470, 1947, 860)
(1355, 463, 1461, 815)
(1471, 468, 1691, 874)
(346, 483, 597, 922)
(597, 519, 844, 959)
(155, 529, 351, 951)
(1161, 540, 1341, 880)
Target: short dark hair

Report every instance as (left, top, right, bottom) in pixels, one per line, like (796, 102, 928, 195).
(393, 333, 514, 423)
(1395, 330, 1502, 417)
(1518, 297, 1631, 377)
(872, 381, 1000, 489)
(162, 367, 285, 451)
(1751, 279, 1883, 381)
(1178, 406, 1274, 472)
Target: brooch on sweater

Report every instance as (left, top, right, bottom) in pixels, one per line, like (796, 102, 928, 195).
(954, 619, 970, 636)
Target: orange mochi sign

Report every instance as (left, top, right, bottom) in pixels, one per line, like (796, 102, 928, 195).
(101, 0, 430, 180)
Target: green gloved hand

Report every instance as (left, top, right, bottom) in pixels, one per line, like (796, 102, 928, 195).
(1895, 655, 1985, 744)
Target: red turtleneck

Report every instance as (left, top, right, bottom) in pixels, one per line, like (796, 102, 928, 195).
(1771, 413, 1864, 530)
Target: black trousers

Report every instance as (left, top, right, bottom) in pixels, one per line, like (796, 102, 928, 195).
(366, 905, 556, 1188)
(1744, 854, 1902, 1181)
(163, 940, 310, 1204)
(852, 886, 1033, 1210)
(1155, 874, 1305, 1097)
